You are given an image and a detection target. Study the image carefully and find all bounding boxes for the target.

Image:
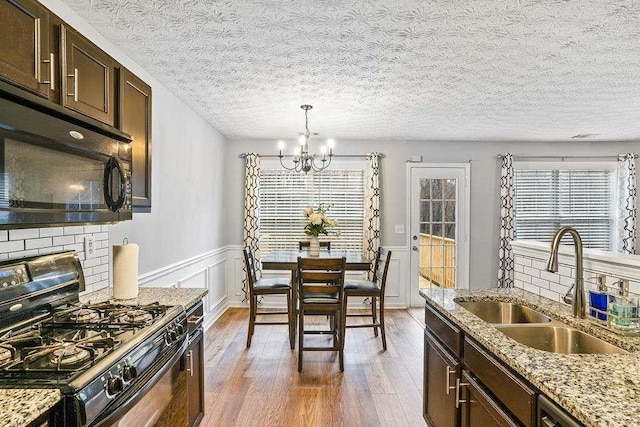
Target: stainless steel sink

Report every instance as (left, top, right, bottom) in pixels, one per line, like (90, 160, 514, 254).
(456, 301, 552, 324)
(496, 325, 628, 354)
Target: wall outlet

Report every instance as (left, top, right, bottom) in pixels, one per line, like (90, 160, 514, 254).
(84, 236, 96, 258)
(395, 224, 405, 234)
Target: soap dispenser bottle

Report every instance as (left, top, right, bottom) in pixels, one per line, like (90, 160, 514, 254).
(589, 275, 609, 321)
(609, 280, 634, 328)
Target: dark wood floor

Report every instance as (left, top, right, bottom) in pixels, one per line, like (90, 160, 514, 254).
(201, 308, 425, 426)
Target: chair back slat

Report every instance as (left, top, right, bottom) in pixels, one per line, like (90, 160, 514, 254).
(243, 247, 258, 290)
(297, 257, 346, 298)
(377, 249, 392, 293)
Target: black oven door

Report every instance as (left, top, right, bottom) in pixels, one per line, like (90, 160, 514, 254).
(0, 96, 132, 228)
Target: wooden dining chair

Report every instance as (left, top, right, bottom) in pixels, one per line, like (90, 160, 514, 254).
(296, 256, 346, 372)
(243, 247, 295, 349)
(344, 249, 392, 350)
(299, 240, 331, 251)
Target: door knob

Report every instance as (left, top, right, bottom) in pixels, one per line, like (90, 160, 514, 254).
(412, 246, 418, 251)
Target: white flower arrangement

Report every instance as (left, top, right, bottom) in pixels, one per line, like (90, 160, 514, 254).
(303, 205, 340, 237)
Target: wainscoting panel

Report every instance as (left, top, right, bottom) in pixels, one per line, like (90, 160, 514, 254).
(137, 247, 229, 330)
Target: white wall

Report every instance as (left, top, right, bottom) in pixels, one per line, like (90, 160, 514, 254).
(225, 139, 639, 299)
(40, 0, 229, 320)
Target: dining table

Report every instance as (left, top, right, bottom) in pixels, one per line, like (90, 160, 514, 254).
(261, 248, 372, 340)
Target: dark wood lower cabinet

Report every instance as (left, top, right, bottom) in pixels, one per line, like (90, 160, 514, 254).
(185, 328, 204, 427)
(424, 330, 459, 427)
(460, 371, 518, 427)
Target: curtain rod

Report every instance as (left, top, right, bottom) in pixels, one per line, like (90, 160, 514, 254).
(496, 154, 638, 160)
(238, 153, 383, 159)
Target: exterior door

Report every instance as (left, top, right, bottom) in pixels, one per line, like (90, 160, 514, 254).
(409, 164, 469, 306)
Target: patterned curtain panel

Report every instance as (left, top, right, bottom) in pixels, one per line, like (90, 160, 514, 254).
(498, 153, 515, 288)
(364, 153, 381, 280)
(618, 154, 637, 254)
(243, 153, 261, 302)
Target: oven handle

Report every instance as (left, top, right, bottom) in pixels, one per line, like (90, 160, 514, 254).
(91, 337, 188, 427)
(103, 157, 126, 212)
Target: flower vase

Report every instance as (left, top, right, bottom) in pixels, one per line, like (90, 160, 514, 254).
(309, 236, 320, 257)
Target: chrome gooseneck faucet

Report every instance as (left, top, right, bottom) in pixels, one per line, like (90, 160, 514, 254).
(546, 226, 586, 318)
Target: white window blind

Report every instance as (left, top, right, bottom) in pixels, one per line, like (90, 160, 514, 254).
(514, 168, 614, 250)
(259, 168, 365, 251)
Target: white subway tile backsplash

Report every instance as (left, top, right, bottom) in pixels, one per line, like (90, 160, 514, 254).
(531, 277, 550, 289)
(39, 228, 64, 237)
(25, 237, 53, 250)
(523, 266, 540, 278)
(53, 236, 75, 246)
(531, 260, 546, 271)
(37, 246, 64, 255)
(63, 226, 84, 235)
(0, 241, 25, 253)
(84, 225, 101, 233)
(0, 231, 8, 242)
(513, 244, 640, 307)
(95, 232, 108, 241)
(64, 243, 84, 253)
(9, 250, 38, 258)
(9, 229, 39, 240)
(540, 270, 560, 283)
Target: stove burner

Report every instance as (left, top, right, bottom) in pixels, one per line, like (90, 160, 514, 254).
(51, 344, 91, 367)
(70, 309, 100, 322)
(123, 309, 153, 323)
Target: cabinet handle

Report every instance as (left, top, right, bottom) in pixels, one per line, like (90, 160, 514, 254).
(188, 315, 203, 325)
(67, 68, 78, 101)
(455, 378, 469, 408)
(42, 53, 55, 90)
(445, 366, 455, 395)
(186, 350, 193, 376)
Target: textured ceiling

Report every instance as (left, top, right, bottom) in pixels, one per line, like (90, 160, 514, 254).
(61, 0, 640, 142)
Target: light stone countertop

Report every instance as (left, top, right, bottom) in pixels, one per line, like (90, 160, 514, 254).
(0, 389, 61, 427)
(80, 286, 208, 310)
(420, 287, 640, 427)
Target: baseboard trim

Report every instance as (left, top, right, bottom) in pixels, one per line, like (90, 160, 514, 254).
(204, 296, 229, 331)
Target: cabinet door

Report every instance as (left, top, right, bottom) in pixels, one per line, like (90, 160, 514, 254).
(460, 371, 518, 427)
(119, 68, 152, 212)
(424, 330, 459, 427)
(61, 24, 115, 125)
(0, 0, 53, 98)
(186, 330, 205, 427)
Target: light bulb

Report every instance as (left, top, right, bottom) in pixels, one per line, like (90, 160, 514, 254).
(298, 135, 306, 145)
(294, 147, 301, 156)
(327, 138, 335, 148)
(320, 146, 327, 155)
(277, 140, 285, 150)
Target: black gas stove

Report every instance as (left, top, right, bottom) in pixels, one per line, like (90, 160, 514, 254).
(0, 251, 187, 426)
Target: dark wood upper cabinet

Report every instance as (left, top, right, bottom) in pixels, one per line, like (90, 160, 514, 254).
(0, 0, 53, 98)
(61, 24, 116, 126)
(119, 68, 152, 212)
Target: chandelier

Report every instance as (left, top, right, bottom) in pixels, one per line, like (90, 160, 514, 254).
(278, 105, 334, 173)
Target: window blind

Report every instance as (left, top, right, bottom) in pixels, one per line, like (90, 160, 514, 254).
(513, 169, 614, 250)
(259, 168, 365, 251)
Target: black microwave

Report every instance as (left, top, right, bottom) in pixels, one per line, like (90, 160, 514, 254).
(0, 88, 132, 229)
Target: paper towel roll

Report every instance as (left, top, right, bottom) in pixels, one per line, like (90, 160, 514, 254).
(113, 243, 139, 300)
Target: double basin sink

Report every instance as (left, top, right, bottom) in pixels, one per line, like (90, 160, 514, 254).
(456, 301, 627, 354)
